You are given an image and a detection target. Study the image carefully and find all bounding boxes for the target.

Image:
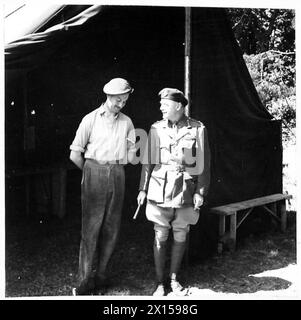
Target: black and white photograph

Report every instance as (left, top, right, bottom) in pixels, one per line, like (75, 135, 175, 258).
(2, 0, 299, 302)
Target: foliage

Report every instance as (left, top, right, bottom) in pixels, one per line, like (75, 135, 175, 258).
(227, 8, 296, 145)
(243, 52, 296, 144)
(227, 8, 295, 55)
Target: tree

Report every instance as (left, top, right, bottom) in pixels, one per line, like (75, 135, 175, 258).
(227, 8, 295, 54)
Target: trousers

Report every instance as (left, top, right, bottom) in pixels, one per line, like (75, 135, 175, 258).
(78, 159, 125, 285)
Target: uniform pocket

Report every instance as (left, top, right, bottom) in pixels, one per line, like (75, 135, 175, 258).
(147, 168, 167, 203)
(180, 138, 195, 149)
(180, 138, 196, 166)
(159, 139, 171, 164)
(181, 176, 196, 205)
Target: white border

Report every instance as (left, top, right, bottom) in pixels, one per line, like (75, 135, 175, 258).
(1, 0, 300, 301)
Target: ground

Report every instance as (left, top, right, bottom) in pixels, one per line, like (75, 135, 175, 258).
(5, 206, 297, 298)
(5, 143, 297, 299)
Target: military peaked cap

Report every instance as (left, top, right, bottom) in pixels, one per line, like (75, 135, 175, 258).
(158, 88, 188, 106)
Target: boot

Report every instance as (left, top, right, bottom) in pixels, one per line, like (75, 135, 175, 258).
(152, 240, 167, 296)
(169, 240, 188, 296)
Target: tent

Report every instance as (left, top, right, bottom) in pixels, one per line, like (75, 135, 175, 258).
(5, 5, 282, 258)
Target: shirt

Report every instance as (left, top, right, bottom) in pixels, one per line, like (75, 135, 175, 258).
(70, 104, 136, 163)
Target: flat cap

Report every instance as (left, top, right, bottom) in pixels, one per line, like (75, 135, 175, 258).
(103, 78, 134, 95)
(158, 88, 188, 106)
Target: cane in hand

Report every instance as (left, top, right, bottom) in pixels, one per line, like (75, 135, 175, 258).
(133, 191, 146, 220)
(133, 204, 141, 220)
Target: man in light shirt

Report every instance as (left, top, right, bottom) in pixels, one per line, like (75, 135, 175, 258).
(70, 78, 136, 295)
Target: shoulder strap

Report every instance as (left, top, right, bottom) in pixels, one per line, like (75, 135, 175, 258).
(87, 109, 98, 144)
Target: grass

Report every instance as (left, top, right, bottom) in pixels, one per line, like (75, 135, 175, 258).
(5, 204, 296, 297)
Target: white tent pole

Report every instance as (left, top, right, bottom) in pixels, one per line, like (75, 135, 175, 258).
(184, 7, 191, 117)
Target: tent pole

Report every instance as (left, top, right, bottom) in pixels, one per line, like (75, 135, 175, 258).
(184, 7, 191, 117)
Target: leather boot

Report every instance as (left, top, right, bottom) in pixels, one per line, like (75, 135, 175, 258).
(152, 240, 167, 296)
(169, 240, 188, 296)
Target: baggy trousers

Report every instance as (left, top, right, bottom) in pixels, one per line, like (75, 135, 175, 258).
(78, 159, 125, 285)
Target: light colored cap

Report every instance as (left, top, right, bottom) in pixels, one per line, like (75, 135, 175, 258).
(103, 78, 134, 95)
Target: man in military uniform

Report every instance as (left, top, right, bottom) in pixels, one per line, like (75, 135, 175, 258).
(137, 88, 210, 296)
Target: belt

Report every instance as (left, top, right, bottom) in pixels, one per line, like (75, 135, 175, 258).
(86, 159, 123, 166)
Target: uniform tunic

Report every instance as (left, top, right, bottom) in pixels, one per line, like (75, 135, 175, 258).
(139, 115, 211, 208)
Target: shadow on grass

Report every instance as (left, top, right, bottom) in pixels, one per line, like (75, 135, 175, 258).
(181, 212, 296, 296)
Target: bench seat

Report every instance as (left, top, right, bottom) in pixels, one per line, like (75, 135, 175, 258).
(210, 193, 293, 254)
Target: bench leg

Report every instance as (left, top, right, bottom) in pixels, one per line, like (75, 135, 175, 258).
(270, 202, 277, 214)
(229, 212, 237, 252)
(218, 216, 225, 254)
(280, 200, 287, 232)
(270, 202, 278, 228)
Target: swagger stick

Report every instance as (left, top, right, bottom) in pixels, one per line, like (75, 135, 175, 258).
(133, 204, 141, 220)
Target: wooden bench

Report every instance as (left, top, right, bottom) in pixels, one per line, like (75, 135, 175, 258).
(210, 193, 293, 254)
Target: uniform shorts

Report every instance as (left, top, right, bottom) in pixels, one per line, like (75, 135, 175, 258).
(145, 201, 199, 242)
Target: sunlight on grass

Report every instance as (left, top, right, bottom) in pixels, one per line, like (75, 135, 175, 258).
(249, 263, 297, 283)
(185, 264, 299, 299)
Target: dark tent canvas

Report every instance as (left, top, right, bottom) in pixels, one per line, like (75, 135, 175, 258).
(5, 5, 282, 259)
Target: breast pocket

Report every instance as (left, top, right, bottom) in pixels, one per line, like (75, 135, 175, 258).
(159, 139, 171, 164)
(180, 138, 195, 149)
(180, 138, 196, 166)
